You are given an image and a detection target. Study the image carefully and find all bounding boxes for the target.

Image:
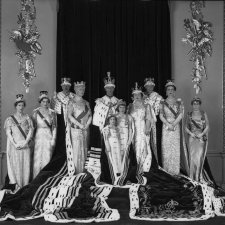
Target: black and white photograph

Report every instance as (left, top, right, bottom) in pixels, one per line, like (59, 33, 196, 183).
(0, 0, 225, 224)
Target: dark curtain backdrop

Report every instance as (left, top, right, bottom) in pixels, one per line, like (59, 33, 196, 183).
(56, 0, 171, 164)
(56, 0, 171, 103)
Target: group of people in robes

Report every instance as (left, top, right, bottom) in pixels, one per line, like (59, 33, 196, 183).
(4, 92, 57, 190)
(1, 73, 225, 222)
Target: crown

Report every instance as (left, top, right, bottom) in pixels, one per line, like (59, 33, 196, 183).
(191, 96, 202, 104)
(16, 94, 24, 102)
(104, 71, 115, 88)
(144, 77, 155, 87)
(39, 91, 49, 100)
(61, 77, 71, 86)
(132, 82, 142, 94)
(165, 79, 176, 88)
(74, 81, 85, 88)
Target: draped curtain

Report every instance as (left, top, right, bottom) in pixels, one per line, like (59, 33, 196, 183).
(56, 0, 171, 103)
(56, 0, 171, 164)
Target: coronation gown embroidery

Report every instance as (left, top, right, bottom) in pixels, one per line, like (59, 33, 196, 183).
(68, 99, 91, 174)
(33, 108, 57, 178)
(161, 101, 181, 175)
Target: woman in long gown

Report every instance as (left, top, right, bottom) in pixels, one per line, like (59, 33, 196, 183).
(4, 94, 33, 191)
(128, 83, 153, 184)
(116, 100, 137, 185)
(102, 115, 122, 184)
(185, 97, 209, 182)
(33, 91, 57, 179)
(159, 80, 189, 175)
(99, 100, 136, 186)
(67, 81, 92, 174)
(128, 82, 221, 221)
(0, 83, 118, 223)
(1, 89, 225, 222)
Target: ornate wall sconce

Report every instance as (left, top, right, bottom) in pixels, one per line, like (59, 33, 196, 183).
(10, 0, 42, 93)
(182, 1, 213, 95)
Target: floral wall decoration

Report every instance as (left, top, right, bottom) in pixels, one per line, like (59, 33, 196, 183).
(182, 1, 213, 94)
(9, 0, 42, 93)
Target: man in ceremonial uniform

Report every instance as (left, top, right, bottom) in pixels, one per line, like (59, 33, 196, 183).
(92, 72, 119, 131)
(143, 77, 162, 164)
(52, 78, 75, 124)
(51, 78, 75, 156)
(91, 72, 120, 184)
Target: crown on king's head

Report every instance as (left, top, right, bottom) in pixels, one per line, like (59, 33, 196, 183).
(132, 82, 142, 94)
(16, 94, 24, 102)
(144, 77, 155, 87)
(74, 81, 86, 87)
(61, 77, 71, 86)
(165, 79, 176, 88)
(104, 71, 115, 88)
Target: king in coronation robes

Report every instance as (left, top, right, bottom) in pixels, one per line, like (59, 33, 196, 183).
(91, 72, 120, 185)
(1, 84, 225, 222)
(143, 77, 162, 163)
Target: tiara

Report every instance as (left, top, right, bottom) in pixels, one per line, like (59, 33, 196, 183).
(144, 77, 155, 86)
(165, 79, 176, 88)
(16, 94, 24, 102)
(39, 91, 49, 100)
(104, 71, 115, 88)
(116, 99, 126, 107)
(132, 82, 142, 94)
(61, 77, 71, 86)
(191, 96, 202, 104)
(74, 81, 85, 87)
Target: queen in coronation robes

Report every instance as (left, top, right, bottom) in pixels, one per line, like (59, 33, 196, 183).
(4, 94, 33, 190)
(159, 80, 189, 175)
(185, 97, 209, 182)
(67, 81, 92, 174)
(32, 91, 57, 179)
(127, 83, 153, 184)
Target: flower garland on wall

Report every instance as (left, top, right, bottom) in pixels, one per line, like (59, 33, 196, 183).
(182, 1, 213, 94)
(10, 0, 42, 93)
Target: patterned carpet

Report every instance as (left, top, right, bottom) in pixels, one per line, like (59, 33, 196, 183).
(0, 189, 224, 224)
(0, 214, 224, 225)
